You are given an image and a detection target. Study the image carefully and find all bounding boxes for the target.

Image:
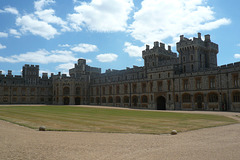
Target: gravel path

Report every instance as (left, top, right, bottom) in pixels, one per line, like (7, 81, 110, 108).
(0, 107, 240, 160)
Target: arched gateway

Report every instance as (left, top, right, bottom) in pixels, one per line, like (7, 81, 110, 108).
(156, 96, 166, 110)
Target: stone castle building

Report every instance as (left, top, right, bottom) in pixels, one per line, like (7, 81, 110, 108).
(1, 33, 240, 111)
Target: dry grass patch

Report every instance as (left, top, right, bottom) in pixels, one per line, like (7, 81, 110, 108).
(0, 105, 237, 134)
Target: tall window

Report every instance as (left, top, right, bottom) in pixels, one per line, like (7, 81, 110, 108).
(76, 87, 81, 95)
(96, 87, 99, 95)
(158, 81, 162, 91)
(183, 79, 188, 90)
(233, 75, 239, 87)
(124, 84, 128, 94)
(133, 84, 137, 93)
(102, 87, 105, 95)
(209, 77, 215, 88)
(142, 83, 146, 93)
(109, 86, 112, 94)
(196, 78, 201, 89)
(116, 85, 120, 94)
(168, 80, 171, 91)
(150, 82, 153, 92)
(63, 87, 70, 95)
(141, 95, 148, 103)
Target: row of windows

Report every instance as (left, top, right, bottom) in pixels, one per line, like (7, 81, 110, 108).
(91, 95, 149, 104)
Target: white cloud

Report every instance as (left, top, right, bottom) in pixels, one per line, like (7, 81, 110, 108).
(56, 62, 75, 70)
(68, 0, 134, 32)
(16, 14, 59, 40)
(9, 29, 21, 38)
(58, 44, 70, 47)
(234, 54, 240, 59)
(71, 43, 98, 53)
(0, 49, 77, 64)
(0, 44, 6, 50)
(96, 53, 118, 62)
(86, 59, 92, 63)
(237, 43, 240, 47)
(51, 50, 72, 54)
(136, 58, 142, 62)
(129, 0, 231, 44)
(35, 9, 70, 32)
(0, 6, 19, 15)
(124, 42, 145, 57)
(34, 0, 55, 11)
(0, 32, 8, 38)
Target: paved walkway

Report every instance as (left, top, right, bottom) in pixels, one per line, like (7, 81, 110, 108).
(0, 107, 240, 160)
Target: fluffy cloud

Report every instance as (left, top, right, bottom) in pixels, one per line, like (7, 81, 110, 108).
(71, 43, 98, 53)
(58, 44, 70, 47)
(56, 62, 75, 70)
(34, 0, 55, 11)
(234, 54, 240, 59)
(96, 53, 118, 62)
(129, 0, 231, 44)
(237, 43, 240, 47)
(124, 42, 145, 57)
(68, 0, 134, 32)
(0, 6, 19, 15)
(0, 32, 8, 38)
(16, 14, 59, 40)
(0, 44, 6, 49)
(9, 29, 21, 38)
(0, 49, 77, 64)
(35, 9, 70, 32)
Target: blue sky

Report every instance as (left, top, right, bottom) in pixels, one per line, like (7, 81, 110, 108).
(0, 0, 239, 76)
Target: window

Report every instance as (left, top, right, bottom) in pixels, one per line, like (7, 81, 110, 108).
(142, 83, 147, 93)
(183, 79, 188, 90)
(233, 92, 240, 102)
(169, 94, 171, 101)
(183, 56, 186, 62)
(196, 78, 201, 89)
(102, 97, 106, 103)
(182, 94, 191, 102)
(141, 95, 148, 103)
(109, 86, 112, 94)
(150, 82, 153, 92)
(116, 96, 121, 103)
(124, 84, 128, 94)
(76, 87, 81, 95)
(158, 81, 162, 91)
(133, 84, 137, 93)
(102, 87, 105, 95)
(175, 95, 179, 102)
(124, 96, 129, 103)
(183, 65, 186, 73)
(208, 93, 218, 102)
(63, 87, 70, 95)
(116, 85, 120, 94)
(233, 75, 239, 87)
(168, 80, 171, 91)
(159, 74, 161, 78)
(191, 64, 194, 71)
(108, 97, 113, 103)
(96, 87, 99, 95)
(191, 55, 193, 61)
(209, 77, 215, 88)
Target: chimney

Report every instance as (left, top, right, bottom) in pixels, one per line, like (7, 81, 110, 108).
(198, 33, 201, 39)
(168, 45, 171, 51)
(205, 34, 211, 42)
(146, 45, 149, 50)
(160, 43, 165, 49)
(154, 41, 159, 48)
(180, 35, 184, 41)
(8, 70, 12, 75)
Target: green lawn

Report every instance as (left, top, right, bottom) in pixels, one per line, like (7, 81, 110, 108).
(0, 105, 237, 134)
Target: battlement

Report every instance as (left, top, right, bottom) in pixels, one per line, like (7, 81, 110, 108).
(177, 33, 218, 53)
(142, 41, 177, 58)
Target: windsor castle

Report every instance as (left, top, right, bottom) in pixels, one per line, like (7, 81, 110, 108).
(1, 33, 240, 112)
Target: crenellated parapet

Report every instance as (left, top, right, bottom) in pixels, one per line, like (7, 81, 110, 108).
(177, 33, 218, 54)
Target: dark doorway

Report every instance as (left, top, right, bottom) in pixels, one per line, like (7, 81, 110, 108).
(196, 95, 203, 110)
(75, 97, 81, 105)
(63, 97, 70, 105)
(157, 96, 166, 110)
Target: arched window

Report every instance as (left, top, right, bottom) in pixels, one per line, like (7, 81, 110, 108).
(182, 93, 191, 103)
(63, 87, 70, 95)
(102, 97, 106, 103)
(141, 95, 148, 103)
(208, 93, 218, 102)
(90, 97, 94, 103)
(76, 87, 81, 95)
(108, 96, 113, 103)
(124, 96, 129, 103)
(116, 96, 121, 103)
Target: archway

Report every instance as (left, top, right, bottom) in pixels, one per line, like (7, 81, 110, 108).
(75, 97, 81, 105)
(157, 96, 166, 110)
(132, 96, 138, 107)
(63, 97, 70, 105)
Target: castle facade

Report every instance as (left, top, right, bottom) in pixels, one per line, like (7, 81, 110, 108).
(1, 33, 240, 111)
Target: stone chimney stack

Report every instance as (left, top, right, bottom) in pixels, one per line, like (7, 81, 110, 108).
(180, 35, 184, 41)
(146, 45, 149, 50)
(160, 43, 165, 49)
(168, 45, 171, 51)
(198, 33, 201, 39)
(205, 34, 211, 42)
(154, 41, 159, 48)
